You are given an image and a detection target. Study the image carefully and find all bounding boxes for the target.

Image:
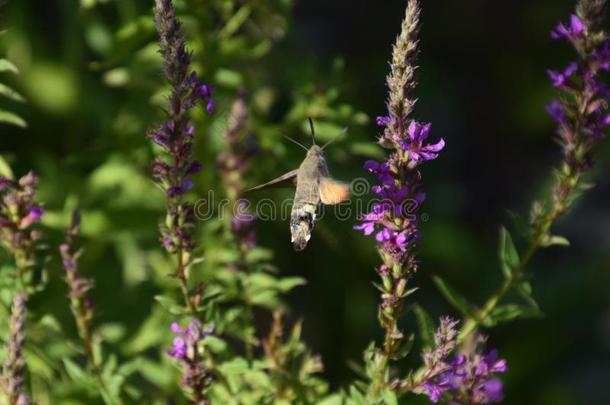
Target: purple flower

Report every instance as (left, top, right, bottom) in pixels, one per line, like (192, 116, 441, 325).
(592, 39, 610, 70)
(547, 62, 578, 88)
(423, 378, 452, 403)
(18, 205, 43, 230)
(482, 379, 504, 402)
(545, 100, 568, 125)
(551, 14, 584, 40)
(364, 160, 394, 186)
(417, 319, 507, 404)
(166, 180, 194, 197)
(376, 115, 393, 127)
(399, 120, 445, 162)
(190, 74, 215, 114)
(168, 336, 187, 359)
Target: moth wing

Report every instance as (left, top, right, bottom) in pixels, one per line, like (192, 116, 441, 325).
(246, 169, 298, 192)
(319, 177, 350, 205)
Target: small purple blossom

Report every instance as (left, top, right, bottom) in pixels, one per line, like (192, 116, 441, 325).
(547, 62, 578, 88)
(399, 120, 445, 162)
(364, 160, 394, 186)
(551, 14, 585, 40)
(19, 205, 43, 229)
(545, 100, 567, 125)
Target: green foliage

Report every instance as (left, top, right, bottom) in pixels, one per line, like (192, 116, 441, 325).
(0, 49, 26, 127)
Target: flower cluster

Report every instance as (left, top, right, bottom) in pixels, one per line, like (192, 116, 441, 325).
(415, 318, 507, 404)
(0, 172, 43, 280)
(150, 0, 213, 259)
(59, 210, 97, 360)
(544, 1, 610, 219)
(167, 320, 214, 404)
(1, 293, 31, 405)
(354, 0, 444, 361)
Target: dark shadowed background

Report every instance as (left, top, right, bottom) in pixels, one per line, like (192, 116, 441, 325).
(1, 0, 610, 404)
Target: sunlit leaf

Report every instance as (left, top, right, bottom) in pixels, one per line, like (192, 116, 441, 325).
(0, 109, 26, 127)
(0, 59, 19, 74)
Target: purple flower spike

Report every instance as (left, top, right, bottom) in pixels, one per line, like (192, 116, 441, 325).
(354, 1, 445, 362)
(417, 319, 507, 404)
(151, 0, 215, 266)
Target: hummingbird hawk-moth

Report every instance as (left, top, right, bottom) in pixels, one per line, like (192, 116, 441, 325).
(248, 119, 350, 251)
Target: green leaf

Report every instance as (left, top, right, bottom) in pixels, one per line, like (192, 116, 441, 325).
(0, 110, 26, 127)
(432, 275, 476, 318)
(277, 276, 306, 292)
(0, 155, 14, 178)
(540, 234, 570, 247)
(413, 305, 435, 350)
(391, 333, 414, 360)
(153, 295, 185, 315)
(515, 281, 541, 312)
(487, 303, 543, 326)
(244, 247, 273, 264)
(381, 390, 398, 405)
(214, 69, 243, 88)
(499, 226, 520, 278)
(0, 59, 19, 74)
(63, 358, 87, 383)
(0, 83, 25, 102)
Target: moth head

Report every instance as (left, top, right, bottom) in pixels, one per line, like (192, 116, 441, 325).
(307, 144, 324, 157)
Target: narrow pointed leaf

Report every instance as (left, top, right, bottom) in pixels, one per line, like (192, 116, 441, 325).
(0, 110, 26, 127)
(541, 234, 570, 247)
(0, 83, 25, 102)
(0, 59, 19, 73)
(499, 226, 519, 278)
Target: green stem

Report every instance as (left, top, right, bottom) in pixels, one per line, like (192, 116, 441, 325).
(176, 247, 197, 314)
(458, 204, 564, 343)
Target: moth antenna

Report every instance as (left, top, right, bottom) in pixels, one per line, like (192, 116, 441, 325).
(283, 135, 309, 151)
(321, 127, 349, 150)
(308, 117, 317, 145)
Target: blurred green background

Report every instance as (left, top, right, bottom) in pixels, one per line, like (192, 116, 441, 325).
(1, 0, 610, 404)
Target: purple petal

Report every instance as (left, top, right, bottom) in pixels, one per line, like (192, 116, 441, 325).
(424, 138, 445, 153)
(483, 378, 504, 402)
(569, 14, 584, 35)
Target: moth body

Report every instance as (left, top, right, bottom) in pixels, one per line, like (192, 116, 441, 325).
(247, 121, 350, 252)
